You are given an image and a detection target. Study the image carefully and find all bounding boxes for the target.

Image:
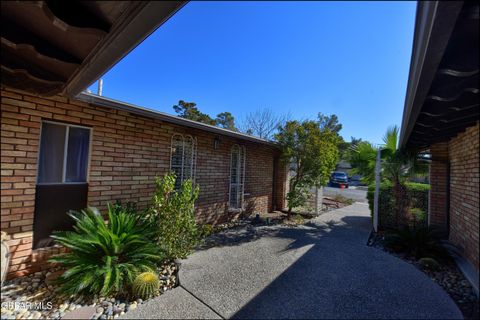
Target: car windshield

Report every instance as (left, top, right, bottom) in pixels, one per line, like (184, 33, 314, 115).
(333, 172, 347, 178)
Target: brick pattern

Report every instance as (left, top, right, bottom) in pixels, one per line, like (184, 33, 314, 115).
(274, 158, 288, 210)
(1, 87, 287, 278)
(448, 123, 479, 272)
(428, 142, 449, 231)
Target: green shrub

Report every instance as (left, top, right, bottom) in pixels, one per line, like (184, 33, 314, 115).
(287, 185, 309, 211)
(410, 208, 426, 229)
(198, 224, 214, 239)
(418, 257, 441, 271)
(132, 271, 160, 299)
(50, 205, 161, 297)
(367, 182, 430, 229)
(147, 173, 199, 259)
(385, 226, 446, 259)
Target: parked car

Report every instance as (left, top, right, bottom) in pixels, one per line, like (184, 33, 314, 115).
(348, 174, 365, 186)
(329, 171, 349, 188)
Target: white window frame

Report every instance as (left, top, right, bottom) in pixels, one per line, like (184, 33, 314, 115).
(170, 133, 197, 186)
(37, 120, 93, 185)
(229, 144, 246, 210)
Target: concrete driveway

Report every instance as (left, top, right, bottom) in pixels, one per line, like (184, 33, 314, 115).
(124, 203, 461, 319)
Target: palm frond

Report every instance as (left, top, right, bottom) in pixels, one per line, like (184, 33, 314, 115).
(382, 125, 398, 153)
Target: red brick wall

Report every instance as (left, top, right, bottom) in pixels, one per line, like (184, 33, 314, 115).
(274, 158, 288, 211)
(1, 87, 287, 278)
(428, 142, 449, 231)
(448, 122, 479, 272)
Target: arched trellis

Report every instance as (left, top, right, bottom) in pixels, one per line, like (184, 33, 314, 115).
(170, 133, 197, 188)
(229, 144, 246, 210)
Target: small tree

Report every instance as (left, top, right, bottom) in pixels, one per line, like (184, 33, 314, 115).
(148, 173, 200, 259)
(276, 120, 339, 217)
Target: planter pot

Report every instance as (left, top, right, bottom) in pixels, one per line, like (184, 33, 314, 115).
(1, 232, 11, 286)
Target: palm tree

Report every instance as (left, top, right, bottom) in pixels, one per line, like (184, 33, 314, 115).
(350, 126, 427, 226)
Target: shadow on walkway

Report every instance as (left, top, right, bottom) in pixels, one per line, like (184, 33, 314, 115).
(182, 205, 461, 319)
(226, 214, 461, 319)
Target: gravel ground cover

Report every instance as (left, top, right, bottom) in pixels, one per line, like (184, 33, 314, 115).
(0, 261, 178, 320)
(368, 232, 479, 320)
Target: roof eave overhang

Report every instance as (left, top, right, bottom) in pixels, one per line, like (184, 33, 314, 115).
(398, 1, 464, 149)
(1, 1, 187, 97)
(64, 1, 186, 97)
(76, 92, 280, 149)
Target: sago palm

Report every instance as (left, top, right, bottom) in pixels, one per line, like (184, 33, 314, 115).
(50, 205, 162, 297)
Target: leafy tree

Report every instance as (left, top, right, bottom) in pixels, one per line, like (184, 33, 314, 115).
(276, 120, 340, 217)
(173, 100, 216, 125)
(215, 112, 237, 131)
(339, 136, 363, 161)
(317, 113, 352, 160)
(337, 139, 350, 159)
(350, 126, 427, 226)
(173, 100, 239, 130)
(317, 113, 342, 134)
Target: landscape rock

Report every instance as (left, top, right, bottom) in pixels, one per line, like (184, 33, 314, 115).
(0, 261, 178, 319)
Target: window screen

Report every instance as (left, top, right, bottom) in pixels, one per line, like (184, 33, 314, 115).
(38, 122, 91, 184)
(170, 134, 196, 188)
(229, 145, 246, 209)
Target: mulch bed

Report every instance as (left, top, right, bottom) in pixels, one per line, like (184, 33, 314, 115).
(368, 232, 479, 320)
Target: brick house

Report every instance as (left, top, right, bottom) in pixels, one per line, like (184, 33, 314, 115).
(399, 2, 479, 293)
(0, 1, 287, 279)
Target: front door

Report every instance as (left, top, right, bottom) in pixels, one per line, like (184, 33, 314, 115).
(33, 121, 91, 248)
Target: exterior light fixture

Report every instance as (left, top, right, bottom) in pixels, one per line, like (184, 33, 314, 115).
(214, 136, 220, 149)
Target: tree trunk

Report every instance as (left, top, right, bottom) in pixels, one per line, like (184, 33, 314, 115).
(287, 176, 299, 220)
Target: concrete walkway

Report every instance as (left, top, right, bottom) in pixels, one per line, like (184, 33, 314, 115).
(123, 203, 462, 319)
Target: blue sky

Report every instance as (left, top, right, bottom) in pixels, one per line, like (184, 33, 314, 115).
(88, 1, 416, 144)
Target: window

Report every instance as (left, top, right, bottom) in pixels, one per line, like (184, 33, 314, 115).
(170, 134, 196, 188)
(38, 122, 91, 184)
(229, 145, 246, 209)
